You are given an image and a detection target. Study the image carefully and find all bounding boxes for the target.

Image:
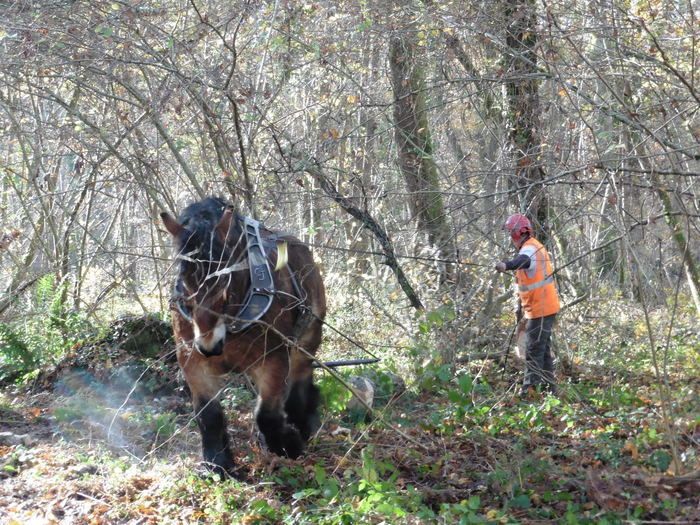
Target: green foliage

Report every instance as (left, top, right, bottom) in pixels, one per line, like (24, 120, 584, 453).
(317, 373, 352, 415)
(417, 361, 453, 392)
(0, 323, 36, 380)
(4, 334, 698, 524)
(53, 404, 92, 423)
(219, 385, 255, 411)
(438, 496, 485, 524)
(290, 447, 433, 523)
(418, 304, 456, 334)
(0, 274, 93, 383)
(648, 449, 673, 472)
(144, 411, 178, 443)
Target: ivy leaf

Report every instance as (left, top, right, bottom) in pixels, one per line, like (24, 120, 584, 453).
(509, 494, 532, 509)
(650, 450, 672, 472)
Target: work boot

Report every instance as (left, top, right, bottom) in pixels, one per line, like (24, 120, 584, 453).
(518, 385, 540, 401)
(542, 382, 558, 396)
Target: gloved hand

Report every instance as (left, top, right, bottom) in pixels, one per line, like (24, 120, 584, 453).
(495, 262, 506, 273)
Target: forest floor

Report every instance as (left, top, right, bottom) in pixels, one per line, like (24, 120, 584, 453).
(0, 320, 698, 524)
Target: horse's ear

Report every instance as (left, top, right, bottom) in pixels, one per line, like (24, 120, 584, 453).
(161, 212, 184, 237)
(215, 209, 233, 241)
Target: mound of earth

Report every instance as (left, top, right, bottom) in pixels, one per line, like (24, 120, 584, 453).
(33, 314, 179, 398)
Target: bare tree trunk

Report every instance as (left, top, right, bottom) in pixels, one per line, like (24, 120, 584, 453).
(389, 34, 455, 280)
(503, 0, 549, 242)
(631, 139, 700, 316)
(443, 33, 504, 227)
(654, 181, 700, 316)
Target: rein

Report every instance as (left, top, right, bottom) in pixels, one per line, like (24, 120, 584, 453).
(175, 251, 250, 279)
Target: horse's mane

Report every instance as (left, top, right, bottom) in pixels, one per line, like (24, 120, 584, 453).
(175, 197, 241, 262)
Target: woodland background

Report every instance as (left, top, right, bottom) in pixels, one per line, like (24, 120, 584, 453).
(0, 0, 698, 523)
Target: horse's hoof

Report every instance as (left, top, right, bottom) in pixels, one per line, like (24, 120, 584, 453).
(280, 426, 305, 459)
(283, 446, 303, 459)
(260, 425, 305, 459)
(198, 460, 243, 481)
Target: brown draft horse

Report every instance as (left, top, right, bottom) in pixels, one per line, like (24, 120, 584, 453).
(161, 197, 326, 475)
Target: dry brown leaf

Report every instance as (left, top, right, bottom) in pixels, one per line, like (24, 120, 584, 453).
(622, 441, 639, 460)
(586, 469, 628, 512)
(129, 476, 154, 491)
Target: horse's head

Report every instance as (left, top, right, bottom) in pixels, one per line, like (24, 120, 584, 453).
(161, 198, 246, 357)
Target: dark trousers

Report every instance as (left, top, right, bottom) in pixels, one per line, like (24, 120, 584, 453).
(523, 314, 557, 391)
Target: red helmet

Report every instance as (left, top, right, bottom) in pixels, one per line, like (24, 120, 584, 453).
(503, 214, 532, 247)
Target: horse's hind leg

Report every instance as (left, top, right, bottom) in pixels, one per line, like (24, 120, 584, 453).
(251, 356, 305, 459)
(284, 359, 320, 441)
(285, 315, 323, 441)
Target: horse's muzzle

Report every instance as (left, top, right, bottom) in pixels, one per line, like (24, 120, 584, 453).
(195, 339, 224, 357)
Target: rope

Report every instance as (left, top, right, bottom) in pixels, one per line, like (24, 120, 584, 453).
(314, 313, 382, 361)
(300, 241, 491, 267)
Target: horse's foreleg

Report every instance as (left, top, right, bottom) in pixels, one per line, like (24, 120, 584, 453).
(284, 374, 320, 441)
(193, 396, 234, 474)
(251, 357, 305, 459)
(181, 355, 235, 475)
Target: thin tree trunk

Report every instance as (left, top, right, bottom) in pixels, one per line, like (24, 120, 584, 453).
(633, 141, 700, 316)
(291, 153, 424, 311)
(503, 0, 549, 242)
(443, 32, 503, 225)
(654, 182, 700, 315)
(389, 35, 455, 280)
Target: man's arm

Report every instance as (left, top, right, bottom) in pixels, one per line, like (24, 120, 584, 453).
(503, 254, 531, 270)
(495, 253, 531, 272)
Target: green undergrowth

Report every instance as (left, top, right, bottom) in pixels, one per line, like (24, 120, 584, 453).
(1, 300, 698, 524)
(32, 360, 692, 525)
(0, 276, 175, 387)
(24, 355, 694, 524)
(0, 274, 96, 383)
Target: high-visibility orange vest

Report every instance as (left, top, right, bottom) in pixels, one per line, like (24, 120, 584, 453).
(516, 238, 560, 319)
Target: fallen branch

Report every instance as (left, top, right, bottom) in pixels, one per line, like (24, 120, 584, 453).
(288, 152, 424, 310)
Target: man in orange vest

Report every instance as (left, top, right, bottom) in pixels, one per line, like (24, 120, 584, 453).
(495, 214, 560, 395)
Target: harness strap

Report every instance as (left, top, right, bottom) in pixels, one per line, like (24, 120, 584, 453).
(226, 216, 276, 333)
(518, 275, 554, 292)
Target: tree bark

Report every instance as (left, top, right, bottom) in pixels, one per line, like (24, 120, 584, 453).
(503, 0, 549, 242)
(389, 35, 455, 280)
(653, 180, 700, 316)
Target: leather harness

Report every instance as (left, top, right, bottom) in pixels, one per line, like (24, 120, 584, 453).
(172, 215, 306, 336)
